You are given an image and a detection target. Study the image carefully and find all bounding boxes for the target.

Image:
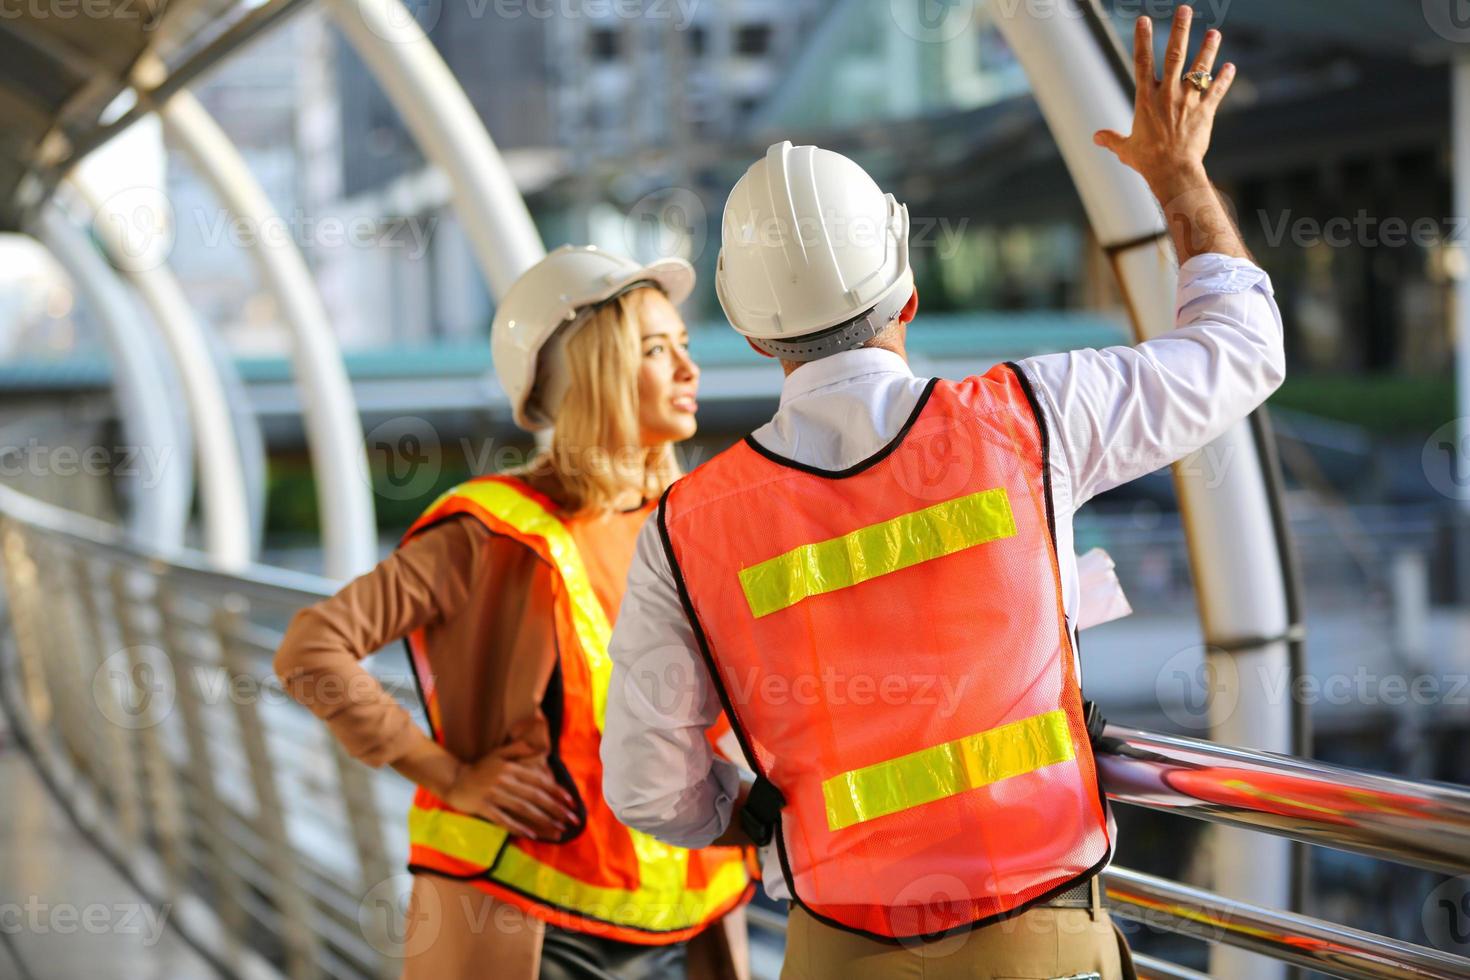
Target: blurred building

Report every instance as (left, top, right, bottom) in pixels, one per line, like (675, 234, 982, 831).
(326, 0, 834, 346)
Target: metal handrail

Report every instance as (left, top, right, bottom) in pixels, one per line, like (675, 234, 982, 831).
(2, 482, 1469, 980)
(1103, 867, 1470, 980)
(1097, 725, 1470, 877)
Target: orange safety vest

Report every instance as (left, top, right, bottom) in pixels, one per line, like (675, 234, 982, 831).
(659, 363, 1112, 941)
(401, 475, 754, 944)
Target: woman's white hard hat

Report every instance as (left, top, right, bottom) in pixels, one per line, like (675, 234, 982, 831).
(715, 141, 912, 361)
(491, 244, 695, 431)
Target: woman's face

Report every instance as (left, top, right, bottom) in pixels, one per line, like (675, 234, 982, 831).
(635, 289, 700, 446)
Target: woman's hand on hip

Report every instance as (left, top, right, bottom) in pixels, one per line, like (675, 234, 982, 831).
(444, 737, 580, 841)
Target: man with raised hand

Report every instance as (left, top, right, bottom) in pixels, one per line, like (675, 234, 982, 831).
(603, 8, 1279, 977)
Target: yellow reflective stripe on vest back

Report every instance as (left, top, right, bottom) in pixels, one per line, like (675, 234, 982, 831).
(822, 709, 1075, 831)
(737, 487, 1017, 619)
(409, 805, 510, 868)
(449, 480, 614, 729)
(492, 835, 752, 933)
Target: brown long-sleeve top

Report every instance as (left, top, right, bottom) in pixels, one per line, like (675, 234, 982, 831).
(274, 500, 655, 769)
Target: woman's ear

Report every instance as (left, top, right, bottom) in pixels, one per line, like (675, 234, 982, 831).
(898, 287, 919, 325)
(746, 338, 776, 359)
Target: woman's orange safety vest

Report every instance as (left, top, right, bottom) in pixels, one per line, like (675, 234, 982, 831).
(401, 475, 753, 944)
(659, 363, 1112, 941)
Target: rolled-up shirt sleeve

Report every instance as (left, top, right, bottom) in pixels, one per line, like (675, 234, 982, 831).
(601, 513, 742, 849)
(1018, 252, 1286, 510)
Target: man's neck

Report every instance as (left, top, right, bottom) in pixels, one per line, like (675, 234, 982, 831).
(780, 340, 909, 377)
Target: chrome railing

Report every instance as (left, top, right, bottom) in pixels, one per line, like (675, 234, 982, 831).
(0, 484, 404, 980)
(1097, 726, 1470, 877)
(2, 482, 1469, 980)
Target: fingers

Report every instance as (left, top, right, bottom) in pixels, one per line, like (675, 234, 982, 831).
(511, 780, 580, 826)
(1133, 16, 1154, 91)
(1190, 27, 1221, 79)
(505, 759, 579, 812)
(497, 793, 568, 839)
(1093, 129, 1127, 156)
(483, 806, 538, 840)
(1162, 5, 1193, 87)
(1203, 62, 1236, 108)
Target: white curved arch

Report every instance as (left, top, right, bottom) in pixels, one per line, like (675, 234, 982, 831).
(32, 204, 193, 551)
(322, 0, 547, 298)
(70, 173, 254, 571)
(159, 92, 377, 580)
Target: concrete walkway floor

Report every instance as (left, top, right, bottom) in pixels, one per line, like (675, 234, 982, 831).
(0, 713, 219, 980)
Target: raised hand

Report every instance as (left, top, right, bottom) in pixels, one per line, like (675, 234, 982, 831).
(1093, 6, 1232, 192)
(1093, 6, 1249, 261)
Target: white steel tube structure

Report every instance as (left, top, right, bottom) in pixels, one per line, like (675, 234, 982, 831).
(1452, 60, 1470, 601)
(990, 7, 1292, 978)
(159, 91, 377, 580)
(69, 174, 254, 571)
(322, 0, 546, 298)
(32, 205, 194, 551)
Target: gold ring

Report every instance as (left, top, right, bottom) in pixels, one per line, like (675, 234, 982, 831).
(1183, 69, 1213, 93)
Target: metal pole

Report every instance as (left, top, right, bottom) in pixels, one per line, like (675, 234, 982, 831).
(1451, 61, 1470, 595)
(68, 174, 254, 570)
(989, 8, 1293, 978)
(1096, 724, 1470, 876)
(321, 0, 545, 299)
(31, 204, 193, 551)
(158, 91, 377, 580)
(1104, 866, 1470, 980)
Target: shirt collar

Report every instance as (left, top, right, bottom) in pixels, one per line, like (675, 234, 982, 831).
(778, 348, 914, 408)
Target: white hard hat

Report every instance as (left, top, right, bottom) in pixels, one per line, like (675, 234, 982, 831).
(491, 244, 695, 431)
(715, 141, 913, 361)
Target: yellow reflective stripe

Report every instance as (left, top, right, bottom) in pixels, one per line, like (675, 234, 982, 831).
(822, 709, 1075, 831)
(738, 487, 1016, 619)
(409, 807, 747, 931)
(409, 805, 510, 868)
(450, 480, 614, 729)
(493, 836, 751, 933)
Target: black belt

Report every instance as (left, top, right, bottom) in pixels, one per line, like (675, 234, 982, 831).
(1040, 876, 1101, 910)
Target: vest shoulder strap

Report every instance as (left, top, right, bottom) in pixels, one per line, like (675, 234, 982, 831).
(402, 475, 614, 730)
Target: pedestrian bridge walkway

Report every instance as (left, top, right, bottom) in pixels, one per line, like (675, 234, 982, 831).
(0, 714, 216, 980)
(2, 480, 1469, 980)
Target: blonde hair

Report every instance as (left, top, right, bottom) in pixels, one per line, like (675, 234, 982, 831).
(516, 287, 681, 515)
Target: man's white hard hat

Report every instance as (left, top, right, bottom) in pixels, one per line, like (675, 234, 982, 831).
(715, 140, 913, 361)
(491, 244, 695, 431)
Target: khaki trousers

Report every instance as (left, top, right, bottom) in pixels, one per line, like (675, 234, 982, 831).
(398, 874, 750, 979)
(780, 901, 1136, 980)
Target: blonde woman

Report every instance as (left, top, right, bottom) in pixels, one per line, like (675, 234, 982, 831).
(275, 245, 754, 979)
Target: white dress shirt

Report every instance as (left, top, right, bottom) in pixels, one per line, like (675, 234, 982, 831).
(601, 252, 1285, 900)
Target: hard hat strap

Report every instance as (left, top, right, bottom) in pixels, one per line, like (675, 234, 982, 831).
(748, 270, 915, 362)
